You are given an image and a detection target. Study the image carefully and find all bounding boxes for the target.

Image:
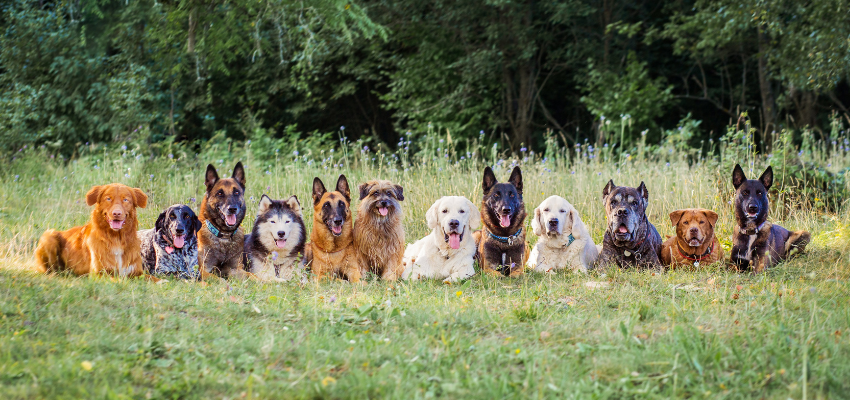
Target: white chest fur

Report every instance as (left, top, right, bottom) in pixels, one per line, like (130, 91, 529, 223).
(741, 235, 757, 261)
(112, 247, 130, 277)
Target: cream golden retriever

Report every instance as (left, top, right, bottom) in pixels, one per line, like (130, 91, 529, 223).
(527, 195, 598, 273)
(402, 196, 480, 283)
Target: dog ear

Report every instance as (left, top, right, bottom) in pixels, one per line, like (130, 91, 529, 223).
(669, 209, 686, 227)
(358, 182, 372, 201)
(154, 210, 168, 233)
(336, 175, 351, 203)
(285, 195, 302, 217)
(467, 198, 481, 230)
(759, 166, 773, 190)
(132, 187, 148, 208)
(508, 166, 523, 194)
(312, 177, 327, 206)
(637, 182, 649, 205)
(192, 213, 203, 234)
(425, 199, 441, 230)
(482, 167, 497, 195)
(393, 184, 404, 201)
(205, 164, 220, 192)
(85, 185, 103, 206)
(602, 180, 615, 201)
(703, 209, 719, 227)
(231, 162, 246, 188)
(531, 207, 543, 236)
(732, 164, 746, 189)
(258, 194, 273, 215)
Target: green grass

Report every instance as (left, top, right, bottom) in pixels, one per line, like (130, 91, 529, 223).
(1, 139, 850, 398)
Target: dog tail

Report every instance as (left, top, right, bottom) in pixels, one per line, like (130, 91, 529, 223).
(34, 229, 64, 273)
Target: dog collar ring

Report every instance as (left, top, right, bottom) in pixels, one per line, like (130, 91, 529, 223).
(676, 242, 714, 264)
(487, 228, 523, 245)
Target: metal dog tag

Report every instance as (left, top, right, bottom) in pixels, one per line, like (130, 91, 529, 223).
(624, 250, 632, 257)
(694, 261, 699, 268)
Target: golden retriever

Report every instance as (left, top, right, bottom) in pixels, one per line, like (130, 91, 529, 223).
(527, 195, 598, 273)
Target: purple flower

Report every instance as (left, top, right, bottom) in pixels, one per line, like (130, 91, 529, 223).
(266, 186, 271, 191)
(121, 145, 127, 151)
(520, 147, 527, 152)
(190, 197, 196, 203)
(293, 150, 299, 156)
(329, 295, 336, 303)
(168, 154, 173, 159)
(340, 126, 345, 131)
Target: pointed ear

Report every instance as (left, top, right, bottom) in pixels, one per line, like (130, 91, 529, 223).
(703, 209, 719, 227)
(669, 209, 686, 227)
(132, 188, 148, 208)
(602, 180, 615, 201)
(232, 162, 246, 188)
(312, 178, 327, 206)
(85, 185, 103, 206)
(205, 164, 220, 192)
(637, 182, 649, 201)
(426, 199, 441, 230)
(358, 182, 372, 201)
(285, 195, 302, 217)
(732, 164, 746, 189)
(482, 167, 497, 195)
(393, 184, 404, 201)
(759, 166, 773, 190)
(258, 194, 273, 215)
(336, 175, 351, 203)
(531, 207, 543, 236)
(154, 210, 168, 233)
(508, 166, 523, 194)
(467, 199, 481, 230)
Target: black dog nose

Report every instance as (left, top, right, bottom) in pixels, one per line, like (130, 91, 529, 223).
(333, 218, 343, 225)
(501, 207, 512, 214)
(448, 219, 459, 229)
(747, 205, 758, 213)
(616, 208, 629, 217)
(548, 218, 558, 227)
(175, 228, 185, 235)
(380, 201, 388, 207)
(228, 207, 237, 214)
(277, 231, 285, 238)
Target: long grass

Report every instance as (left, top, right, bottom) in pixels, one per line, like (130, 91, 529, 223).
(1, 127, 849, 398)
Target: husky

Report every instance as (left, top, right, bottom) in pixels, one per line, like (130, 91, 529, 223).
(244, 195, 307, 281)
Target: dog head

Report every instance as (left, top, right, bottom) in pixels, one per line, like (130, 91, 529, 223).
(203, 162, 246, 229)
(602, 180, 649, 245)
(86, 183, 147, 231)
(669, 208, 718, 248)
(155, 204, 201, 249)
(426, 196, 480, 250)
(732, 164, 771, 230)
(255, 194, 303, 249)
(358, 180, 404, 220)
(312, 175, 351, 237)
(532, 195, 578, 238)
(482, 166, 524, 229)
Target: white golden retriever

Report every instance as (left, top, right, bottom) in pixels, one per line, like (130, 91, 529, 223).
(527, 195, 598, 273)
(402, 196, 480, 283)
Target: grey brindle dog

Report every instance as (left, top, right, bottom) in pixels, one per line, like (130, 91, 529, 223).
(597, 180, 663, 270)
(138, 204, 202, 280)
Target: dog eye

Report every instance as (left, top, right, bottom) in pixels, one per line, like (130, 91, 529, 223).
(756, 190, 762, 196)
(234, 191, 240, 196)
(285, 221, 290, 224)
(373, 191, 379, 196)
(560, 209, 566, 213)
(743, 190, 749, 196)
(631, 201, 637, 206)
(170, 214, 176, 220)
(442, 209, 448, 213)
(509, 193, 515, 198)
(700, 220, 705, 224)
(459, 210, 465, 214)
(270, 220, 276, 224)
(106, 197, 112, 201)
(183, 214, 189, 219)
(217, 191, 224, 197)
(543, 208, 549, 212)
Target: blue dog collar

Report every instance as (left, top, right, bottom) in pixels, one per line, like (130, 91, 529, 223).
(487, 227, 523, 245)
(565, 233, 575, 247)
(206, 220, 223, 238)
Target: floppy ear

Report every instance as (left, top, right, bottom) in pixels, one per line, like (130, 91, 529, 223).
(467, 199, 481, 230)
(312, 177, 326, 206)
(154, 210, 168, 233)
(393, 184, 404, 201)
(192, 213, 203, 234)
(358, 182, 372, 201)
(637, 182, 649, 201)
(703, 209, 719, 228)
(85, 185, 103, 206)
(759, 166, 773, 190)
(732, 164, 746, 189)
(531, 207, 543, 236)
(425, 199, 441, 230)
(258, 194, 273, 215)
(232, 162, 246, 188)
(285, 195, 302, 217)
(602, 180, 615, 201)
(482, 167, 497, 195)
(205, 164, 220, 192)
(132, 188, 148, 208)
(336, 175, 351, 203)
(508, 166, 523, 195)
(669, 209, 686, 227)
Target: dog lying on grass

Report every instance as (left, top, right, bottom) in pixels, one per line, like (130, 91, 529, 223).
(597, 180, 663, 271)
(526, 195, 598, 273)
(198, 162, 251, 280)
(660, 208, 723, 269)
(138, 204, 202, 280)
(354, 180, 405, 281)
(303, 175, 363, 282)
(473, 166, 529, 277)
(243, 195, 306, 281)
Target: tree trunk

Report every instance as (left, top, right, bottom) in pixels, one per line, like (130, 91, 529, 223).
(503, 62, 535, 150)
(757, 27, 776, 148)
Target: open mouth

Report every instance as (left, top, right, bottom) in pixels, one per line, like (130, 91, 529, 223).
(688, 238, 701, 247)
(331, 225, 343, 236)
(109, 219, 125, 230)
(614, 224, 630, 239)
(172, 233, 186, 249)
(225, 214, 238, 226)
(377, 206, 389, 216)
(746, 212, 758, 218)
(499, 214, 512, 228)
(444, 228, 465, 250)
(274, 236, 287, 248)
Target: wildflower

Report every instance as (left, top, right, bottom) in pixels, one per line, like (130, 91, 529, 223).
(266, 186, 271, 191)
(456, 291, 462, 297)
(340, 126, 346, 130)
(809, 287, 816, 294)
(828, 163, 832, 167)
(246, 140, 251, 145)
(124, 174, 130, 178)
(571, 171, 575, 175)
(190, 197, 196, 203)
(149, 174, 154, 179)
(293, 150, 299, 156)
(94, 165, 99, 170)
(121, 145, 127, 151)
(249, 196, 254, 201)
(168, 154, 173, 159)
(597, 172, 601, 176)
(330, 149, 334, 153)
(14, 175, 19, 181)
(265, 171, 271, 175)
(329, 295, 336, 303)
(271, 252, 278, 261)
(81, 361, 93, 371)
(600, 115, 605, 121)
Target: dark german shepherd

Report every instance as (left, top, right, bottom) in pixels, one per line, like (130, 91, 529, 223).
(473, 166, 528, 277)
(730, 164, 810, 272)
(198, 162, 250, 279)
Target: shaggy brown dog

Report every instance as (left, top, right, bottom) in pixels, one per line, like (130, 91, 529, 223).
(661, 208, 724, 268)
(198, 163, 250, 279)
(35, 183, 148, 277)
(303, 175, 362, 282)
(353, 180, 405, 280)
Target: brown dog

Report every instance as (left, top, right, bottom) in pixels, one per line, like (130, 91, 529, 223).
(353, 180, 405, 280)
(35, 183, 148, 277)
(660, 208, 724, 268)
(198, 163, 250, 279)
(303, 175, 362, 282)
(473, 166, 529, 277)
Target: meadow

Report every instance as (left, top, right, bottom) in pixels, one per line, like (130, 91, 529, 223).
(1, 126, 849, 399)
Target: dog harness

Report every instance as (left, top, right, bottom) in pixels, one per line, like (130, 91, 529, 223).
(487, 227, 523, 245)
(676, 241, 714, 267)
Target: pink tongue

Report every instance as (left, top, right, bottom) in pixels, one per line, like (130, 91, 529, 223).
(618, 225, 628, 233)
(173, 235, 185, 249)
(499, 215, 511, 228)
(109, 220, 123, 230)
(332, 226, 343, 234)
(379, 207, 389, 216)
(225, 214, 237, 226)
(275, 239, 286, 248)
(448, 233, 461, 249)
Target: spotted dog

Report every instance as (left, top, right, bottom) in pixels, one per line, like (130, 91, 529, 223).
(139, 204, 202, 280)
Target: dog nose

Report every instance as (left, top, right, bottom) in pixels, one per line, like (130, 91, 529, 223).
(228, 207, 238, 214)
(747, 205, 758, 213)
(277, 230, 285, 238)
(111, 209, 123, 218)
(380, 200, 388, 207)
(616, 208, 629, 217)
(689, 227, 699, 234)
(501, 207, 512, 214)
(548, 218, 558, 227)
(448, 219, 459, 229)
(175, 228, 185, 235)
(333, 218, 343, 225)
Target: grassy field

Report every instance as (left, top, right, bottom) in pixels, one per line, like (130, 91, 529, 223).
(1, 134, 850, 398)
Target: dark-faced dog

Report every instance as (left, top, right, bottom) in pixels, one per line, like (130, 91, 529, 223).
(472, 166, 528, 277)
(597, 180, 663, 270)
(198, 162, 250, 279)
(138, 204, 202, 280)
(730, 165, 810, 272)
(353, 180, 405, 280)
(244, 195, 306, 281)
(303, 175, 363, 282)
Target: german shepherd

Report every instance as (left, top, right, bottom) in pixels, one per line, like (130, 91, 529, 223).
(473, 166, 528, 277)
(303, 175, 362, 282)
(730, 164, 810, 272)
(198, 162, 250, 279)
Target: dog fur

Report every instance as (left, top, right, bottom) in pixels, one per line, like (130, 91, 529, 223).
(303, 175, 363, 282)
(139, 204, 202, 280)
(473, 166, 529, 277)
(244, 195, 306, 281)
(353, 180, 405, 280)
(597, 180, 663, 270)
(402, 196, 480, 283)
(730, 165, 810, 272)
(660, 208, 724, 269)
(35, 183, 148, 277)
(527, 195, 598, 273)
(198, 162, 250, 279)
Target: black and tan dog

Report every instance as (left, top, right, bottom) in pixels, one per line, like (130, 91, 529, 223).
(303, 175, 363, 282)
(139, 204, 202, 280)
(198, 162, 250, 279)
(354, 180, 405, 280)
(473, 166, 528, 277)
(730, 164, 810, 272)
(597, 180, 663, 270)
